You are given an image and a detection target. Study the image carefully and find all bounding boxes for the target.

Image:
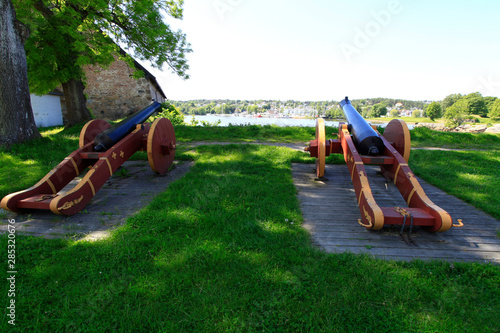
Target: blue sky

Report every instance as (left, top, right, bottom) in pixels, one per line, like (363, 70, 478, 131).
(143, 0, 500, 101)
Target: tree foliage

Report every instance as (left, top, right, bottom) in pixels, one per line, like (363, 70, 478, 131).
(440, 92, 489, 118)
(489, 99, 500, 119)
(325, 108, 345, 119)
(16, 0, 191, 93)
(483, 96, 498, 115)
(153, 101, 185, 126)
(464, 92, 488, 117)
(426, 102, 442, 121)
(441, 93, 463, 110)
(412, 110, 422, 118)
(444, 99, 467, 127)
(371, 103, 388, 118)
(13, 0, 191, 124)
(352, 98, 424, 110)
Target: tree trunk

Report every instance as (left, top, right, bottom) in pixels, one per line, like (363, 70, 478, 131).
(61, 78, 92, 126)
(0, 0, 40, 147)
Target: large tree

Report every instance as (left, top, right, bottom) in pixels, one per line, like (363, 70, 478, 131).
(490, 99, 500, 119)
(444, 99, 467, 128)
(441, 93, 463, 111)
(14, 0, 191, 125)
(426, 101, 442, 121)
(0, 0, 40, 147)
(464, 92, 488, 117)
(371, 103, 387, 118)
(483, 96, 498, 114)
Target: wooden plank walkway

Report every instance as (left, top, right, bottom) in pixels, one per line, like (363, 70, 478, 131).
(292, 163, 500, 263)
(0, 160, 193, 240)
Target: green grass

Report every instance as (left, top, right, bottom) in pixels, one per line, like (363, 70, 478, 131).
(0, 125, 84, 200)
(2, 144, 499, 332)
(2, 124, 499, 215)
(2, 123, 499, 209)
(410, 126, 500, 150)
(0, 124, 329, 199)
(467, 115, 500, 124)
(174, 124, 338, 143)
(410, 149, 500, 220)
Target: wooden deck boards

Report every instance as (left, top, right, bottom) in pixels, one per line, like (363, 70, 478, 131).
(292, 163, 500, 264)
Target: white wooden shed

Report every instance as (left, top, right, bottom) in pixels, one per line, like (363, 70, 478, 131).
(30, 91, 64, 128)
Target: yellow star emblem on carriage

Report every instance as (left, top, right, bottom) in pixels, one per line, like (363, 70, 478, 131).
(406, 172, 416, 181)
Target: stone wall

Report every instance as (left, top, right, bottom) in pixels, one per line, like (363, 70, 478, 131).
(84, 58, 164, 120)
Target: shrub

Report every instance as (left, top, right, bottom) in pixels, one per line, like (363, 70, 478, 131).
(153, 102, 185, 126)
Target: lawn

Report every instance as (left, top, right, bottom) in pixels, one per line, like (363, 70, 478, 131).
(0, 123, 333, 200)
(1, 144, 499, 332)
(410, 149, 500, 219)
(410, 126, 500, 150)
(0, 124, 499, 332)
(173, 123, 337, 143)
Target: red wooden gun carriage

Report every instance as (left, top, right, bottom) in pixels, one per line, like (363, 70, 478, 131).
(305, 97, 463, 234)
(1, 101, 176, 216)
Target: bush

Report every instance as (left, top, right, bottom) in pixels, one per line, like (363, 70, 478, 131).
(464, 115, 479, 123)
(390, 109, 399, 118)
(444, 99, 467, 127)
(153, 102, 185, 126)
(426, 102, 442, 121)
(489, 99, 500, 119)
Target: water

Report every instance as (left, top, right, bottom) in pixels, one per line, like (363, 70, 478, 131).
(186, 115, 340, 127)
(186, 115, 414, 129)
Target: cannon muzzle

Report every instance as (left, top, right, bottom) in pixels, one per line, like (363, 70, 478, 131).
(339, 97, 384, 156)
(94, 101, 162, 152)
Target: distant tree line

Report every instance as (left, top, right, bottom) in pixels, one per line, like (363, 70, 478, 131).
(171, 98, 425, 119)
(171, 94, 500, 127)
(425, 92, 499, 127)
(350, 98, 426, 110)
(172, 100, 343, 117)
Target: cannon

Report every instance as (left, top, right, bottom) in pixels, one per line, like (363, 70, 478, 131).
(340, 97, 384, 156)
(305, 97, 462, 235)
(93, 102, 162, 152)
(1, 101, 176, 216)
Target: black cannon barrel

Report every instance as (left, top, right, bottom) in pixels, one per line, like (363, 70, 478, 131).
(94, 101, 162, 152)
(339, 97, 384, 156)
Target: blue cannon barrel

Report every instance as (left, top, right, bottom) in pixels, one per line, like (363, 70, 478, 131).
(339, 97, 384, 156)
(94, 101, 162, 152)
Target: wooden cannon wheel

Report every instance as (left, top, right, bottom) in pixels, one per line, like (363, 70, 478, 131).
(383, 119, 411, 162)
(315, 118, 326, 178)
(79, 119, 111, 148)
(147, 118, 176, 174)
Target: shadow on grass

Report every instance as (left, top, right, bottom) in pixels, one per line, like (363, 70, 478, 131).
(2, 145, 498, 332)
(0, 125, 84, 199)
(0, 123, 196, 199)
